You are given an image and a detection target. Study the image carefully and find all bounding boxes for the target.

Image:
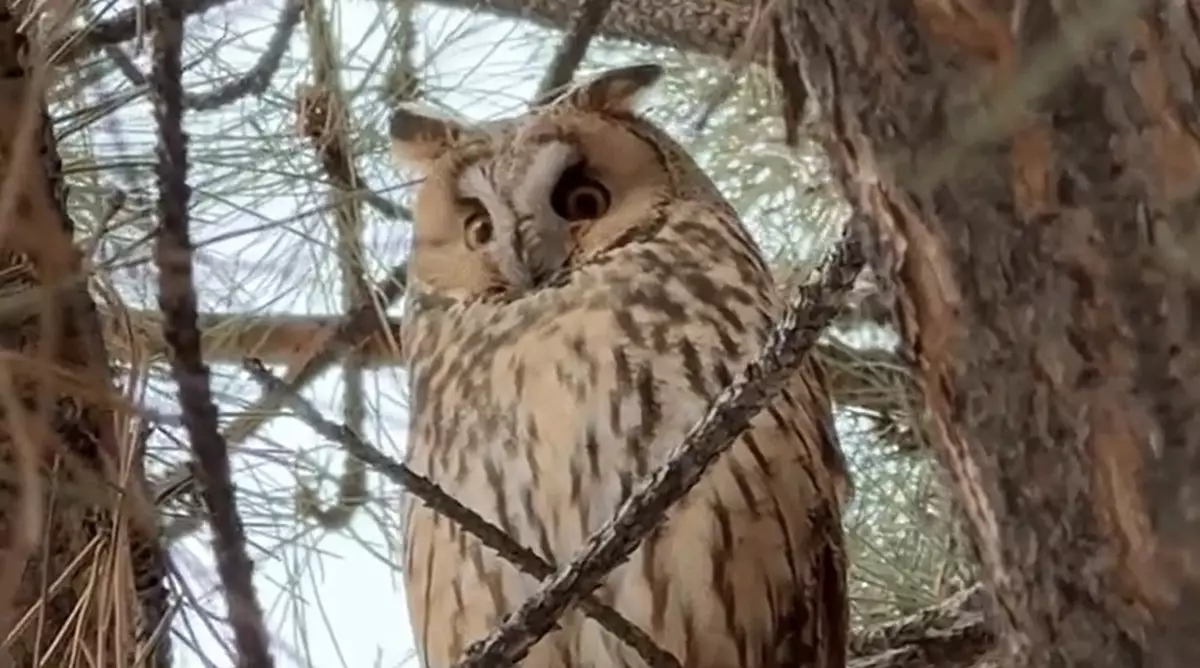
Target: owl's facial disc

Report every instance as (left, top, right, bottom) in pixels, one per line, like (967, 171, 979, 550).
(458, 139, 608, 291)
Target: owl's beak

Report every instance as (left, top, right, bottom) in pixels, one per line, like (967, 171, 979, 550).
(489, 223, 536, 291)
(489, 208, 572, 291)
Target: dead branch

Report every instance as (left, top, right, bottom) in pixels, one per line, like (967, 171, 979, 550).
(241, 358, 683, 668)
(104, 306, 909, 419)
(454, 218, 866, 666)
(147, 0, 272, 664)
(245, 357, 1002, 668)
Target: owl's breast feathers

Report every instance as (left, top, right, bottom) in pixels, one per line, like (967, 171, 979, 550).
(402, 202, 848, 667)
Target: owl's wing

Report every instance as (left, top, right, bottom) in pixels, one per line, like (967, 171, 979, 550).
(810, 498, 850, 668)
(773, 357, 851, 667)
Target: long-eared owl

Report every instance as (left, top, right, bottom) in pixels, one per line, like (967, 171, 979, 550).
(391, 63, 850, 668)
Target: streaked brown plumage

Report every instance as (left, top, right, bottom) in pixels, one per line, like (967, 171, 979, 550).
(390, 64, 850, 667)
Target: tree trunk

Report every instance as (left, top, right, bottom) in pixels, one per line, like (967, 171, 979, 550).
(779, 0, 1200, 665)
(0, 10, 169, 667)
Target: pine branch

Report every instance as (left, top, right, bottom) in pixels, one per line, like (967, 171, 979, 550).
(850, 585, 994, 668)
(104, 307, 908, 420)
(145, 261, 407, 533)
(290, 0, 374, 532)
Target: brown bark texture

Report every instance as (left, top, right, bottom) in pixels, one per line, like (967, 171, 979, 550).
(778, 0, 1200, 665)
(0, 10, 163, 667)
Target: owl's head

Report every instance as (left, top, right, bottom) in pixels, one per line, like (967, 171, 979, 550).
(389, 64, 727, 298)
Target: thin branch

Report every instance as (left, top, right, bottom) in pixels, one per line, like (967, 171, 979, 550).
(105, 306, 911, 427)
(455, 218, 868, 666)
(50, 0, 240, 66)
(293, 0, 372, 530)
(101, 0, 304, 112)
(297, 85, 414, 220)
(535, 0, 616, 99)
(217, 262, 407, 443)
(148, 1, 272, 665)
(143, 261, 409, 541)
(241, 358, 683, 668)
(850, 585, 993, 667)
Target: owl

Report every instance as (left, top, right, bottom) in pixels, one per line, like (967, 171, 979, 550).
(391, 63, 851, 668)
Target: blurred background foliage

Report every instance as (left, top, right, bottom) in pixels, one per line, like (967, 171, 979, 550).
(55, 0, 974, 664)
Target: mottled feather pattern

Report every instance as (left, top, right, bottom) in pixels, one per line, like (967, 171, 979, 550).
(392, 64, 848, 668)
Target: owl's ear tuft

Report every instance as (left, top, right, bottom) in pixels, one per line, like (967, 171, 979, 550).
(388, 103, 468, 172)
(534, 63, 664, 113)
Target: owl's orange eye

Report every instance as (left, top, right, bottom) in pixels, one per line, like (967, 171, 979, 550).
(464, 211, 493, 249)
(551, 163, 610, 221)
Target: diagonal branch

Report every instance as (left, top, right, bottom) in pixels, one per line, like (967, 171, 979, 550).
(148, 1, 272, 665)
(241, 358, 683, 668)
(243, 352, 995, 668)
(535, 0, 616, 100)
(104, 304, 915, 444)
(142, 262, 407, 524)
(850, 585, 994, 667)
(455, 218, 867, 665)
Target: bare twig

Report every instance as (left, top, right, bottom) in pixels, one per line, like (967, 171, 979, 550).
(50, 0, 239, 66)
(101, 0, 303, 112)
(455, 218, 867, 666)
(148, 1, 272, 665)
(535, 0, 616, 100)
(241, 358, 683, 668)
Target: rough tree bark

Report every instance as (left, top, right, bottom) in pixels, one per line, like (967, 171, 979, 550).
(778, 0, 1200, 665)
(0, 10, 167, 667)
